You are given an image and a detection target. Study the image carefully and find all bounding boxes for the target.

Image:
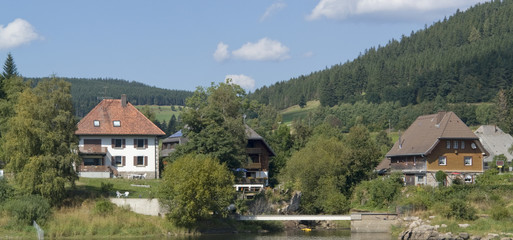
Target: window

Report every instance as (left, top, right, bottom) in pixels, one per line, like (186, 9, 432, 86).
(446, 140, 451, 149)
(112, 139, 125, 148)
(439, 156, 447, 166)
(464, 156, 472, 166)
(465, 175, 472, 183)
(461, 141, 465, 149)
(417, 175, 424, 184)
(248, 154, 260, 163)
(134, 139, 147, 149)
(83, 157, 102, 166)
(113, 156, 124, 166)
(134, 156, 147, 166)
(471, 143, 477, 149)
(93, 120, 100, 127)
(453, 141, 459, 149)
(113, 120, 121, 127)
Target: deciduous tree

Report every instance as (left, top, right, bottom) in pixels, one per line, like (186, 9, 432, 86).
(159, 154, 234, 227)
(2, 77, 79, 204)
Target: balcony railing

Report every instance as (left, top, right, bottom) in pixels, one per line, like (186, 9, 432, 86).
(79, 146, 107, 154)
(79, 165, 109, 172)
(244, 162, 262, 169)
(235, 177, 266, 185)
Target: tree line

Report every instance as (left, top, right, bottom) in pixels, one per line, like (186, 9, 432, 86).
(29, 77, 193, 117)
(250, 0, 513, 109)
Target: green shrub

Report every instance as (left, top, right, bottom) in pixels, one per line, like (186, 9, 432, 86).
(0, 178, 14, 204)
(3, 195, 51, 225)
(93, 199, 114, 216)
(435, 170, 447, 186)
(443, 199, 477, 220)
(351, 173, 403, 209)
(490, 205, 511, 220)
(100, 182, 113, 196)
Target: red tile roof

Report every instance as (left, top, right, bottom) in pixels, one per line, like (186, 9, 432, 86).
(75, 99, 165, 136)
(386, 112, 478, 157)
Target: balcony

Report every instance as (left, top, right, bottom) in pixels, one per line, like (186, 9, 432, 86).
(245, 162, 262, 169)
(236, 177, 266, 185)
(79, 146, 107, 155)
(391, 161, 426, 173)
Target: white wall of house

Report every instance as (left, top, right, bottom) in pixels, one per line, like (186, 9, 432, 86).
(79, 135, 159, 179)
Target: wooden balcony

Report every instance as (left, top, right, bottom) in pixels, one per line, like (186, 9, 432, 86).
(391, 161, 426, 173)
(245, 162, 262, 169)
(236, 177, 266, 185)
(79, 146, 107, 155)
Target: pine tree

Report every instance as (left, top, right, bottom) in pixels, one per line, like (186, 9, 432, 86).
(1, 53, 19, 80)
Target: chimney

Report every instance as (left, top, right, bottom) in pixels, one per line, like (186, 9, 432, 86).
(398, 130, 402, 149)
(121, 94, 127, 107)
(436, 111, 446, 125)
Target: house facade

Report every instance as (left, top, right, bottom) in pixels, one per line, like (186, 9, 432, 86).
(385, 111, 487, 186)
(75, 95, 165, 179)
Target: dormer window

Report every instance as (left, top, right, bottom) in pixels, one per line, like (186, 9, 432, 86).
(93, 120, 100, 127)
(113, 121, 121, 127)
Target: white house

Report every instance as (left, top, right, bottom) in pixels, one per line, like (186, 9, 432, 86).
(75, 95, 165, 179)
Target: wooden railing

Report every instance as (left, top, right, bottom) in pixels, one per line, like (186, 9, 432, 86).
(245, 162, 262, 169)
(79, 146, 107, 154)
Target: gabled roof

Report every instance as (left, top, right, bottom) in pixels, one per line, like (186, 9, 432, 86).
(245, 125, 276, 157)
(474, 125, 513, 162)
(75, 98, 165, 136)
(386, 112, 478, 157)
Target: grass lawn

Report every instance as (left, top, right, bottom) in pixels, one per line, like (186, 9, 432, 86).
(135, 105, 182, 123)
(281, 100, 320, 125)
(75, 177, 161, 199)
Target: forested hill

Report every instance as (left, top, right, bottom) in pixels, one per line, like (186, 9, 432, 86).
(28, 77, 192, 117)
(250, 0, 513, 109)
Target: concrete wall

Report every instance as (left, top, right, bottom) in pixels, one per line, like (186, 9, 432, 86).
(350, 213, 398, 233)
(79, 172, 110, 178)
(110, 198, 165, 216)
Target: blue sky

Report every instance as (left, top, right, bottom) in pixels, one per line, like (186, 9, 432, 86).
(0, 0, 487, 92)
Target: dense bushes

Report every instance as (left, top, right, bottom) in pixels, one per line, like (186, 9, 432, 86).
(93, 199, 115, 216)
(351, 173, 403, 210)
(3, 195, 51, 225)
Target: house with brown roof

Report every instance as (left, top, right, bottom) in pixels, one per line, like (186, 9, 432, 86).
(385, 111, 488, 186)
(160, 125, 274, 197)
(75, 95, 165, 179)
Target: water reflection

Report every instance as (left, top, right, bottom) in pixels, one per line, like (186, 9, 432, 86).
(165, 230, 391, 240)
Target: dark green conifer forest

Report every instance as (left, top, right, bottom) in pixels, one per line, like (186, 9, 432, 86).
(28, 77, 192, 117)
(250, 0, 513, 109)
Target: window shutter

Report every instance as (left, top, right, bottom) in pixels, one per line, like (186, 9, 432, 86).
(133, 156, 136, 166)
(111, 157, 115, 166)
(111, 139, 115, 148)
(122, 139, 126, 148)
(144, 156, 148, 166)
(122, 156, 126, 166)
(145, 139, 148, 148)
(134, 139, 137, 148)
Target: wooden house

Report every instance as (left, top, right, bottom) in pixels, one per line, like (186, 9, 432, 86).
(385, 111, 488, 186)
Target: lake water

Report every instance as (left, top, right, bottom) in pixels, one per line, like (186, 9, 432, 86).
(166, 230, 392, 240)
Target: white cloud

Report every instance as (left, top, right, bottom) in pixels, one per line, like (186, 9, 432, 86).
(307, 0, 485, 21)
(0, 18, 41, 50)
(261, 2, 286, 22)
(213, 42, 230, 62)
(232, 38, 290, 61)
(226, 74, 255, 90)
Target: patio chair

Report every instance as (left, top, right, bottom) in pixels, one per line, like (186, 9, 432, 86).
(124, 191, 129, 198)
(116, 191, 122, 198)
(141, 173, 147, 179)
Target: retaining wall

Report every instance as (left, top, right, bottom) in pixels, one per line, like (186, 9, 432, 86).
(110, 198, 165, 216)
